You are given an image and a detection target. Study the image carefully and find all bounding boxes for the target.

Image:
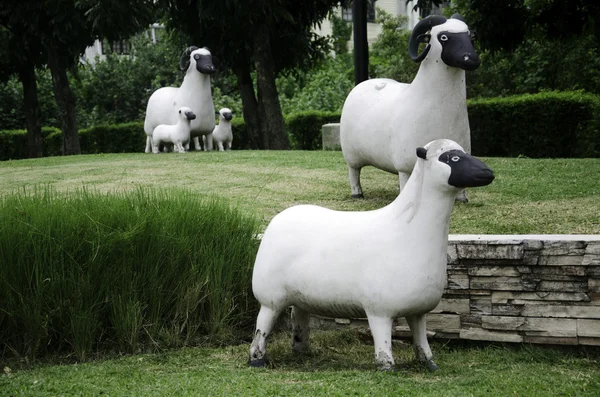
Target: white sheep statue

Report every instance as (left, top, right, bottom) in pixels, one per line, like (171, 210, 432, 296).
(151, 107, 196, 153)
(340, 14, 480, 201)
(211, 108, 234, 151)
(248, 138, 494, 371)
(144, 46, 215, 153)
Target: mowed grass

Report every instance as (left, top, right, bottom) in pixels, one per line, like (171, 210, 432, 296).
(2, 330, 599, 396)
(1, 151, 600, 394)
(1, 150, 599, 234)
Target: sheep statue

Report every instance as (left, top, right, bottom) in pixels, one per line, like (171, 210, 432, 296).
(151, 107, 196, 154)
(340, 14, 480, 201)
(248, 138, 494, 371)
(144, 46, 216, 153)
(211, 108, 234, 151)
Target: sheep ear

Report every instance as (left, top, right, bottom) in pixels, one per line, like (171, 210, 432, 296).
(416, 147, 428, 160)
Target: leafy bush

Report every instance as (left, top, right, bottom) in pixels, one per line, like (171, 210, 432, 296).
(0, 188, 260, 360)
(0, 71, 59, 130)
(466, 34, 600, 99)
(469, 91, 600, 158)
(278, 55, 354, 116)
(369, 9, 418, 83)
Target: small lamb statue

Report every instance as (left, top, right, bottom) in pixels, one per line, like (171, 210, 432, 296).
(151, 107, 196, 154)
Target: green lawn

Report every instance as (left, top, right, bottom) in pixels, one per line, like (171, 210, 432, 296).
(1, 151, 600, 395)
(1, 150, 599, 234)
(2, 330, 599, 396)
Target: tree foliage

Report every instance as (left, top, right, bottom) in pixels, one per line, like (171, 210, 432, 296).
(0, 1, 156, 156)
(158, 0, 340, 149)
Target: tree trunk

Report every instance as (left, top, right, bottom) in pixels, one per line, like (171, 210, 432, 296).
(18, 64, 44, 158)
(46, 45, 80, 155)
(234, 66, 263, 149)
(253, 24, 290, 150)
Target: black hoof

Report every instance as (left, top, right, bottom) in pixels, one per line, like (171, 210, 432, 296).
(426, 359, 439, 372)
(379, 365, 398, 373)
(351, 194, 364, 199)
(248, 358, 266, 368)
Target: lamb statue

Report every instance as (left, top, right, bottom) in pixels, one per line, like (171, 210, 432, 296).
(340, 14, 480, 201)
(151, 107, 196, 154)
(248, 139, 494, 371)
(144, 46, 216, 152)
(211, 108, 234, 151)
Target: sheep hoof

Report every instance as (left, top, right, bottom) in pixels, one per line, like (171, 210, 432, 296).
(378, 365, 397, 373)
(248, 358, 266, 368)
(351, 194, 364, 199)
(426, 359, 439, 372)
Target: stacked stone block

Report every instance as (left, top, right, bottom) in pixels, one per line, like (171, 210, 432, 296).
(311, 235, 600, 345)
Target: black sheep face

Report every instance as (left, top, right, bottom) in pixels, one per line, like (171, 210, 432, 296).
(438, 150, 494, 188)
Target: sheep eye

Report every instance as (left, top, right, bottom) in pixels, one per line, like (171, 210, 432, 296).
(194, 54, 200, 60)
(451, 156, 460, 162)
(440, 34, 448, 42)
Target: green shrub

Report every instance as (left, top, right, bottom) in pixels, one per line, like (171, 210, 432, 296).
(0, 127, 61, 161)
(469, 91, 600, 158)
(0, 188, 260, 361)
(79, 122, 146, 154)
(286, 111, 341, 150)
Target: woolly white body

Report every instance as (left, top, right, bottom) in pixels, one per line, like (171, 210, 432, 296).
(212, 108, 233, 151)
(249, 139, 493, 370)
(151, 107, 195, 153)
(340, 19, 472, 197)
(144, 48, 215, 152)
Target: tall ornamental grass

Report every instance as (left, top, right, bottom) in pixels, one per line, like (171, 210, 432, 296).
(0, 188, 260, 361)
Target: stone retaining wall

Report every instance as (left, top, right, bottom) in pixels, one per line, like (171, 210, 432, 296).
(312, 235, 600, 345)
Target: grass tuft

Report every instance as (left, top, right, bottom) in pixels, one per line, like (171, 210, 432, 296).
(0, 187, 260, 361)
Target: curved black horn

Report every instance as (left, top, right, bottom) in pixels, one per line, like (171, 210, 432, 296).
(179, 46, 199, 72)
(451, 13, 466, 23)
(408, 15, 447, 63)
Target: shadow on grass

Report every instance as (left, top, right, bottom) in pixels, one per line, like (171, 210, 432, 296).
(257, 329, 435, 374)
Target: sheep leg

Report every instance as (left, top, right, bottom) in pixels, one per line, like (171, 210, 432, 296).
(204, 133, 214, 151)
(366, 314, 395, 371)
(348, 166, 364, 199)
(193, 136, 202, 151)
(406, 314, 438, 371)
(217, 142, 225, 152)
(145, 136, 153, 153)
(290, 306, 310, 353)
(152, 139, 160, 154)
(249, 305, 281, 367)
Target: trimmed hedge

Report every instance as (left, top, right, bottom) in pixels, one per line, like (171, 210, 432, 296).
(0, 127, 60, 161)
(287, 110, 341, 150)
(468, 91, 600, 158)
(2, 92, 599, 159)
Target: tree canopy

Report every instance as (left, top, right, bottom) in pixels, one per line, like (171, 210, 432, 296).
(158, 0, 340, 149)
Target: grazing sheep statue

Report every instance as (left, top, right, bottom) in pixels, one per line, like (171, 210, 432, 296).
(248, 139, 494, 371)
(340, 14, 480, 200)
(151, 107, 196, 153)
(212, 108, 234, 151)
(144, 46, 216, 152)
